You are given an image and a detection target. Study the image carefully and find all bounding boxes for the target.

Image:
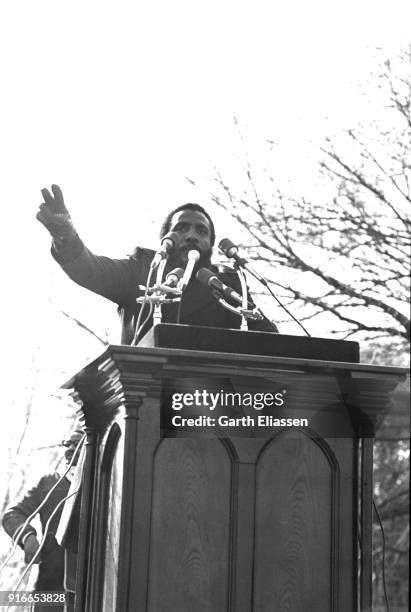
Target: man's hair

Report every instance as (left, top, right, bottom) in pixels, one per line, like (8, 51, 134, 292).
(160, 203, 216, 246)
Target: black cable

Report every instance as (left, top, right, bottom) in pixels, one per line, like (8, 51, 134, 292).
(265, 282, 311, 337)
(373, 496, 390, 612)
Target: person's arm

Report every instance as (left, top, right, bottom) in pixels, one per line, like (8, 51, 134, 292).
(52, 240, 150, 305)
(36, 185, 151, 304)
(2, 481, 45, 563)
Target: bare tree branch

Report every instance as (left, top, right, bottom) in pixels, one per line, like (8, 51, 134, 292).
(207, 49, 410, 349)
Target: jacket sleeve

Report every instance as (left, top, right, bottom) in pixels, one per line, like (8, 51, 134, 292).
(2, 478, 50, 547)
(2, 475, 70, 548)
(50, 234, 154, 305)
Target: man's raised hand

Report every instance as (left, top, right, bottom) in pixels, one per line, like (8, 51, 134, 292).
(36, 184, 76, 242)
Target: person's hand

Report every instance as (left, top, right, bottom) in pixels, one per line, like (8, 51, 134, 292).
(23, 534, 41, 564)
(36, 184, 76, 242)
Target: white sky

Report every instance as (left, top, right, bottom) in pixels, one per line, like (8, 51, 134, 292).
(0, 0, 410, 562)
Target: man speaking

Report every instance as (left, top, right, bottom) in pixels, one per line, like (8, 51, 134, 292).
(36, 184, 277, 343)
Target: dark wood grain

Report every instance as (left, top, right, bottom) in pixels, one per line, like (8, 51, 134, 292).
(147, 437, 233, 612)
(62, 343, 405, 611)
(253, 431, 335, 612)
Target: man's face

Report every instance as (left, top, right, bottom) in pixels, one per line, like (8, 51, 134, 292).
(63, 434, 83, 466)
(168, 210, 213, 266)
(64, 442, 79, 467)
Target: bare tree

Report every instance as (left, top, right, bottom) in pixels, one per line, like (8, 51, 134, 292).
(201, 47, 410, 611)
(208, 48, 410, 351)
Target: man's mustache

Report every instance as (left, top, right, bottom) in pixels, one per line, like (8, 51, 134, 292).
(179, 242, 200, 249)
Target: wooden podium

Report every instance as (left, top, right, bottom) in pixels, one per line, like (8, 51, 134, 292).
(61, 326, 406, 612)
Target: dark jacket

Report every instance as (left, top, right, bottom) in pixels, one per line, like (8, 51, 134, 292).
(2, 474, 70, 592)
(51, 235, 277, 343)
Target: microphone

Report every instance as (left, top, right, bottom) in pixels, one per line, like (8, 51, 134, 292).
(179, 250, 200, 291)
(150, 231, 180, 269)
(164, 267, 184, 288)
(218, 238, 266, 284)
(196, 268, 243, 304)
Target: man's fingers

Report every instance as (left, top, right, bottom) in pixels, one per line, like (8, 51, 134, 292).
(37, 185, 74, 238)
(41, 188, 54, 207)
(51, 184, 66, 212)
(40, 185, 67, 214)
(36, 210, 52, 229)
(37, 205, 68, 228)
(36, 210, 46, 224)
(37, 204, 55, 223)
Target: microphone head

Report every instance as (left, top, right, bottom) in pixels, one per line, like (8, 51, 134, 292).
(196, 267, 215, 286)
(218, 238, 237, 257)
(187, 249, 200, 262)
(167, 267, 184, 279)
(161, 231, 180, 249)
(165, 267, 184, 286)
(151, 232, 181, 270)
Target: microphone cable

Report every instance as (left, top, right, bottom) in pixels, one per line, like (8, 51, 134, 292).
(0, 435, 85, 574)
(133, 300, 154, 345)
(373, 496, 390, 611)
(131, 266, 155, 345)
(7, 488, 80, 604)
(264, 281, 311, 337)
(132, 232, 182, 344)
(218, 239, 311, 336)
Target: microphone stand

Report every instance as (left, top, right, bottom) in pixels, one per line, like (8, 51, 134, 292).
(210, 289, 264, 323)
(132, 255, 183, 345)
(136, 259, 182, 327)
(219, 239, 311, 336)
(235, 265, 249, 331)
(153, 259, 167, 325)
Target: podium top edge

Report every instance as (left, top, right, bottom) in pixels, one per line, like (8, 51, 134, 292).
(61, 344, 408, 390)
(93, 343, 408, 375)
